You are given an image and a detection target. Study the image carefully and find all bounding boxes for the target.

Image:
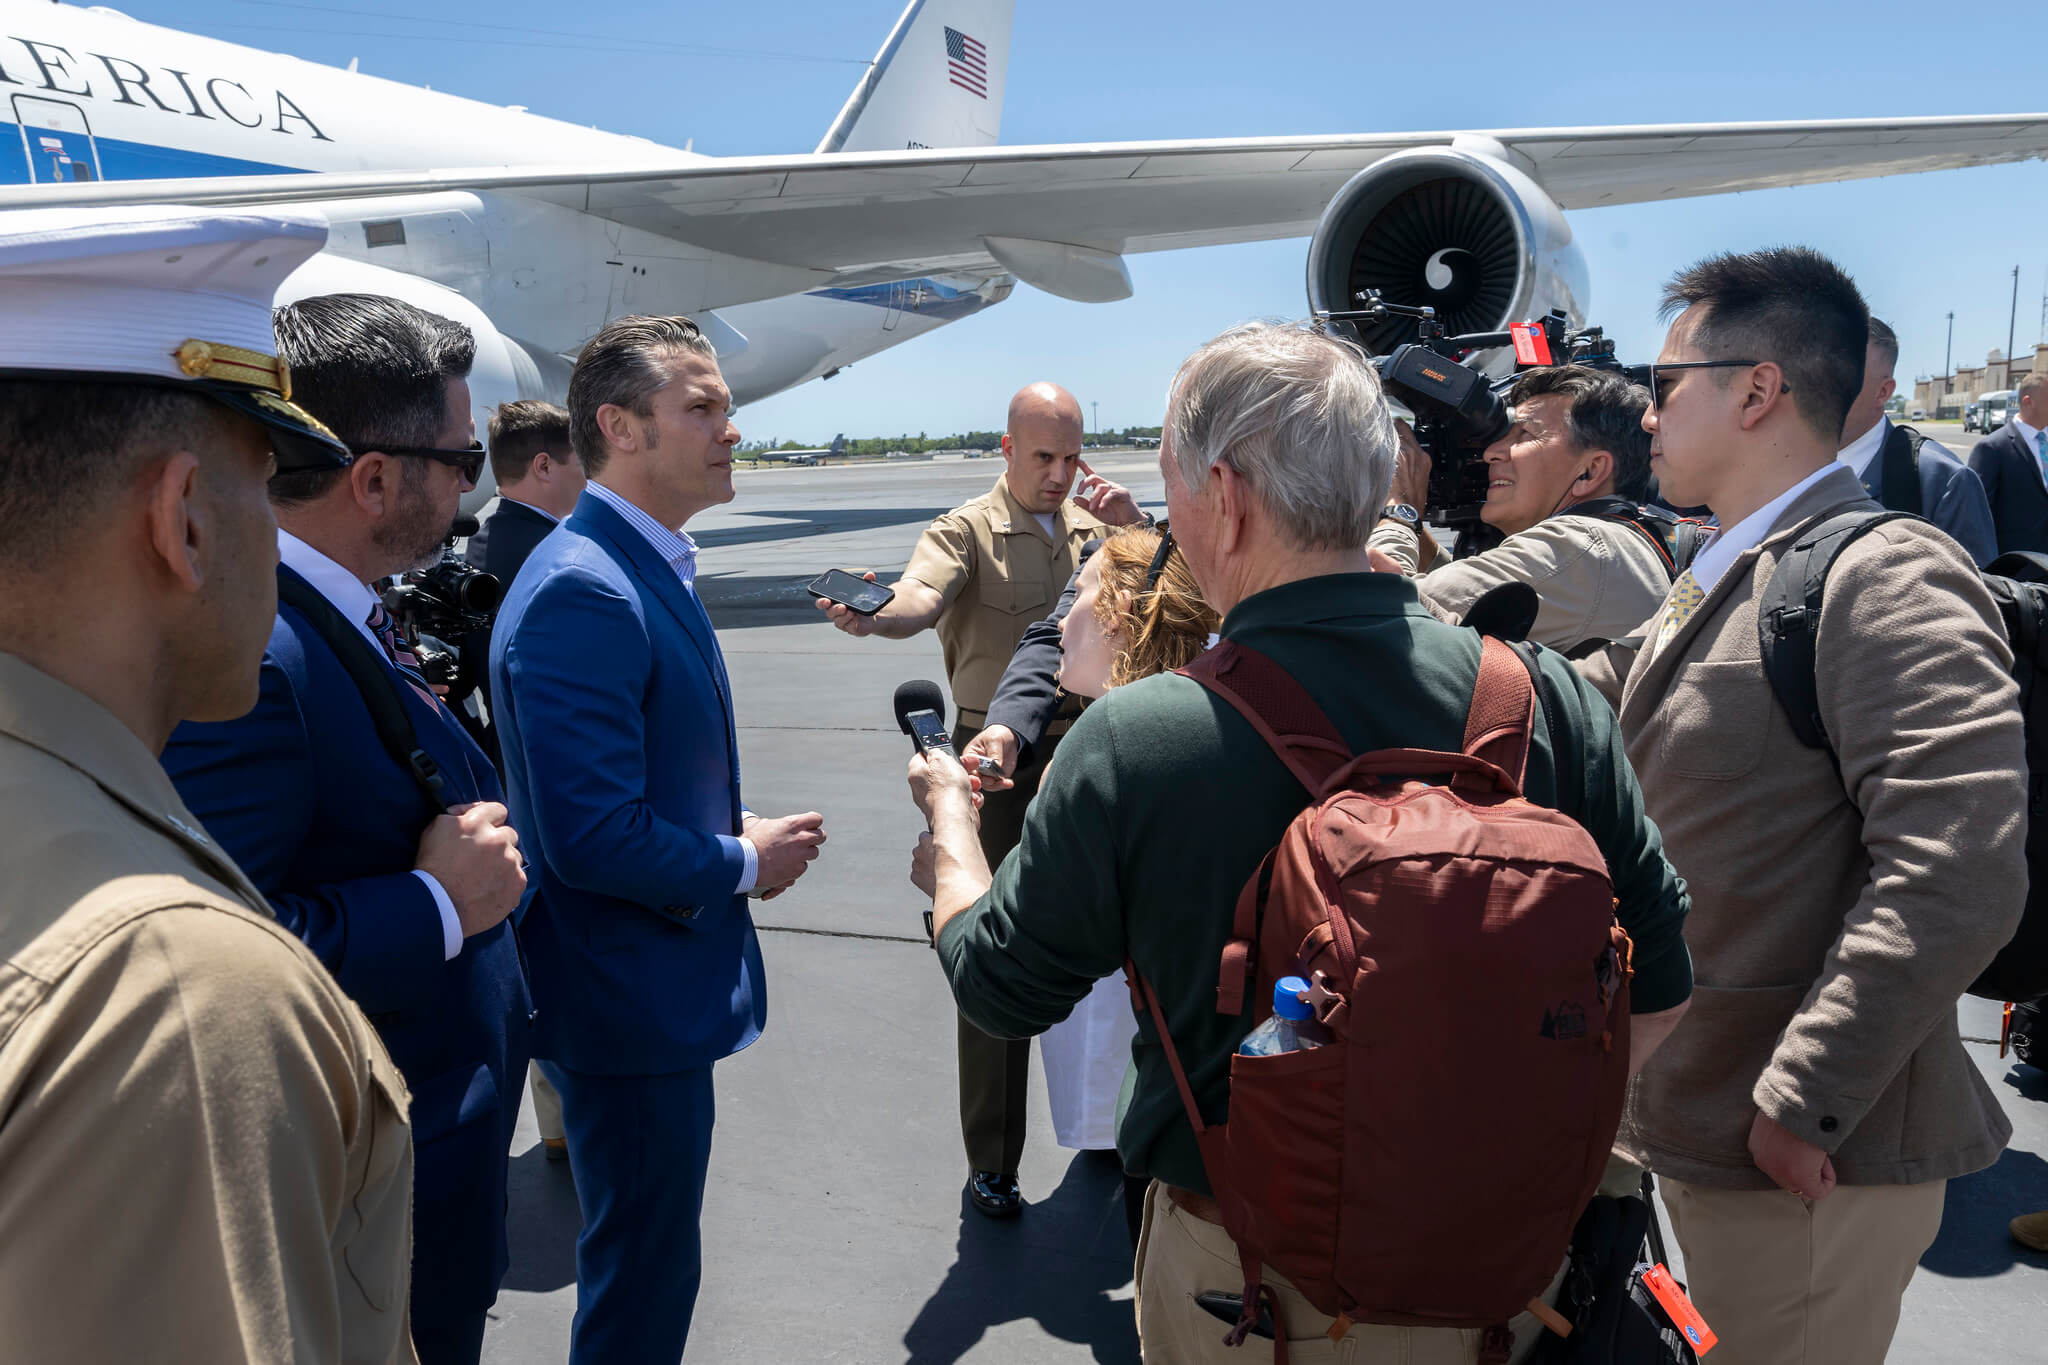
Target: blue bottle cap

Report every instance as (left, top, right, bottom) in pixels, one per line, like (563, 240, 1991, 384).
(1272, 976, 1313, 1021)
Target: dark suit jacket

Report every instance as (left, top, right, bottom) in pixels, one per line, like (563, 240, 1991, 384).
(491, 488, 765, 1076)
(460, 499, 559, 755)
(984, 539, 1100, 764)
(465, 497, 558, 589)
(163, 565, 533, 1319)
(1967, 420, 2048, 557)
(1862, 420, 1998, 566)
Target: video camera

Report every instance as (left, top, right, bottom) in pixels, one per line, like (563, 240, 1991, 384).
(380, 515, 501, 694)
(1320, 292, 1650, 540)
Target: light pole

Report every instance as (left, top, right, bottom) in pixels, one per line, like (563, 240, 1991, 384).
(2007, 266, 2023, 386)
(1091, 400, 1099, 438)
(1945, 311, 1955, 414)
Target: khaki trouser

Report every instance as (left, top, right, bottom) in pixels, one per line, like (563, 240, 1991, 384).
(1661, 1178, 1946, 1365)
(953, 721, 1055, 1175)
(530, 1061, 564, 1143)
(1133, 1182, 1551, 1364)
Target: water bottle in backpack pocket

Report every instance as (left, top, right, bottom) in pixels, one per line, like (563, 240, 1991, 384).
(1239, 976, 1331, 1057)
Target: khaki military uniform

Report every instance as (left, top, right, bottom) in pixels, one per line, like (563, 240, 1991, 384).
(904, 473, 1109, 1176)
(0, 651, 417, 1364)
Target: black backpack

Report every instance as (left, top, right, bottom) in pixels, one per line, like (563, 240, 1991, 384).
(1756, 512, 2048, 1003)
(1574, 497, 1712, 584)
(1872, 423, 1927, 517)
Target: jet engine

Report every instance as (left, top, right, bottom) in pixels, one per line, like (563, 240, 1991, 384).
(1306, 145, 1589, 356)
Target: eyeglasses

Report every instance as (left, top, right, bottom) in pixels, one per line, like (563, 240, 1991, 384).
(1142, 524, 1177, 593)
(350, 440, 487, 481)
(1647, 361, 1790, 408)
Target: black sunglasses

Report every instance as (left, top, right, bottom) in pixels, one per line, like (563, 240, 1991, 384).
(1647, 360, 1790, 408)
(350, 439, 487, 481)
(1142, 524, 1177, 593)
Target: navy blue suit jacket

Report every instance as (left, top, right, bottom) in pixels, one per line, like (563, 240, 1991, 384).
(1967, 420, 2048, 557)
(1861, 420, 1998, 566)
(491, 488, 766, 1077)
(163, 564, 533, 1318)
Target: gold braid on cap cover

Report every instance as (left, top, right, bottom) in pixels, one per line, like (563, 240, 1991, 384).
(172, 338, 293, 399)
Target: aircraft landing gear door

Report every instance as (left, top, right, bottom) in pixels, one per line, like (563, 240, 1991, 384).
(13, 96, 102, 183)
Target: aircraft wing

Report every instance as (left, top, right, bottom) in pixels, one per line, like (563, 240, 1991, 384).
(4, 114, 2042, 291)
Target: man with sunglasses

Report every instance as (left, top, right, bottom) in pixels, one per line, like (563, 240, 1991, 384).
(164, 292, 532, 1365)
(1372, 365, 1688, 653)
(1585, 249, 2025, 1365)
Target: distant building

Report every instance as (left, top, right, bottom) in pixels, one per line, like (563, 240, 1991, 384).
(1914, 342, 2048, 421)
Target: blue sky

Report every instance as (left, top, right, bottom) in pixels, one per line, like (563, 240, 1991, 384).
(111, 0, 2048, 443)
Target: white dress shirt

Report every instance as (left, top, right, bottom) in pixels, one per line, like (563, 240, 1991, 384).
(278, 529, 464, 960)
(1688, 462, 1844, 594)
(1836, 418, 1888, 482)
(583, 481, 758, 893)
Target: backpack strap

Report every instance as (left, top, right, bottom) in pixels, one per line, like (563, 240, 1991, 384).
(1879, 423, 1926, 517)
(1756, 510, 1917, 752)
(1180, 641, 1353, 795)
(1460, 637, 1535, 794)
(1989, 550, 2048, 586)
(1573, 495, 1697, 582)
(1125, 958, 1283, 1361)
(276, 571, 449, 806)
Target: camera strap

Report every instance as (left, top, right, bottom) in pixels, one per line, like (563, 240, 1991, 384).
(1573, 497, 1706, 583)
(276, 570, 449, 807)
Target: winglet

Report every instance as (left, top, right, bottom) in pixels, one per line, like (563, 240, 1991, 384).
(816, 0, 1012, 153)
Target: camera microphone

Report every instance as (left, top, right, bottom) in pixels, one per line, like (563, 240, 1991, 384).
(894, 679, 955, 759)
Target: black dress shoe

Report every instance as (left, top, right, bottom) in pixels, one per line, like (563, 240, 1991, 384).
(967, 1170, 1021, 1218)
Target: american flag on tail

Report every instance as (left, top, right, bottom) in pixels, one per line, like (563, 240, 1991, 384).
(944, 26, 986, 99)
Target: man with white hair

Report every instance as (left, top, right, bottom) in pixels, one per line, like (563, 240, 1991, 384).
(907, 322, 1693, 1360)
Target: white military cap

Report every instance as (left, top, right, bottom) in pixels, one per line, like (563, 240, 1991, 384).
(0, 204, 349, 470)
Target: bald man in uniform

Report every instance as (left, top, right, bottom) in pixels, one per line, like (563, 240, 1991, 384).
(818, 383, 1119, 1215)
(0, 207, 416, 1362)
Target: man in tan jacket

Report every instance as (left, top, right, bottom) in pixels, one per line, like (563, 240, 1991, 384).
(1596, 247, 2026, 1364)
(1373, 365, 1681, 652)
(0, 207, 417, 1362)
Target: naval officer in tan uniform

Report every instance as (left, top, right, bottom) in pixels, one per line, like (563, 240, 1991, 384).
(817, 382, 1122, 1216)
(0, 207, 417, 1363)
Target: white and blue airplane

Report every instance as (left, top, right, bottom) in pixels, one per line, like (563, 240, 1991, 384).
(4, 0, 2046, 503)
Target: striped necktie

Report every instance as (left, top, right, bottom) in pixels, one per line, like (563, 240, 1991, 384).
(1653, 569, 1706, 655)
(365, 601, 441, 707)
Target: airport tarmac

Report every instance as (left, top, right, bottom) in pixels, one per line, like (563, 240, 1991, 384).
(480, 436, 2047, 1364)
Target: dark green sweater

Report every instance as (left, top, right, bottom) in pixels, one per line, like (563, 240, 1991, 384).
(936, 572, 1692, 1196)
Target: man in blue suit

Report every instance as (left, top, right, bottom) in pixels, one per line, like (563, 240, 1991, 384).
(164, 294, 532, 1365)
(1838, 317, 1997, 565)
(1968, 370, 2048, 557)
(492, 314, 828, 1363)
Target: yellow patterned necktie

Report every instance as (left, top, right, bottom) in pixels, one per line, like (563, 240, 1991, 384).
(1653, 569, 1706, 653)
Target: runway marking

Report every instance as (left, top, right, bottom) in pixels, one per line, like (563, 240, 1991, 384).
(756, 922, 931, 946)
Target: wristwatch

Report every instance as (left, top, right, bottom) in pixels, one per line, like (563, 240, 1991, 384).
(1379, 502, 1421, 529)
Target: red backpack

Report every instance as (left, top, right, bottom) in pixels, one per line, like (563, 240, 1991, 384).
(1131, 636, 1634, 1361)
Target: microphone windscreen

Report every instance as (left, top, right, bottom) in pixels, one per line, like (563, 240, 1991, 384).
(893, 679, 947, 735)
(1461, 581, 1540, 643)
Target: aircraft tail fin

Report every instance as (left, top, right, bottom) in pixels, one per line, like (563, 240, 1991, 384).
(816, 0, 1013, 153)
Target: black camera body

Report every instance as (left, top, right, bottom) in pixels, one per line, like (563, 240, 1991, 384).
(1321, 293, 1650, 544)
(380, 519, 501, 694)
